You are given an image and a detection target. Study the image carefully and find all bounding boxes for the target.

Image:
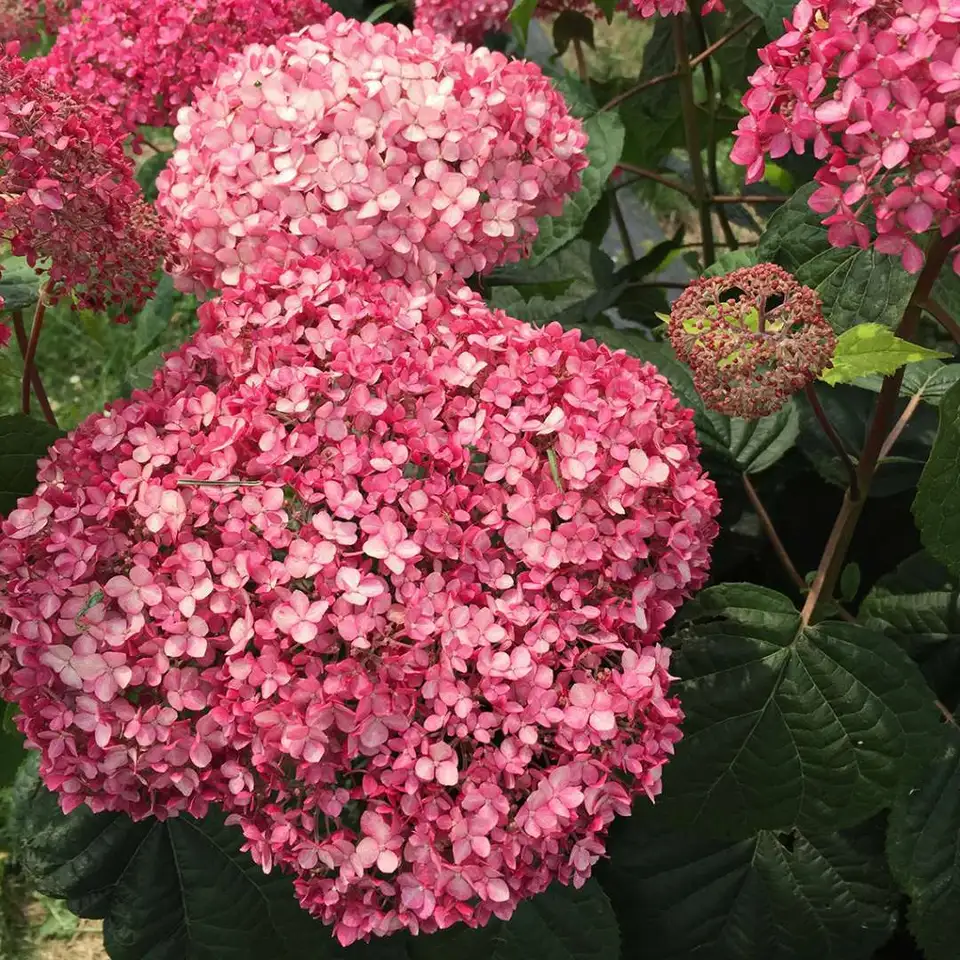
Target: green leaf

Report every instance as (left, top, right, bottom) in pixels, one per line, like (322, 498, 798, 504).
(135, 151, 171, 205)
(854, 359, 960, 407)
(839, 563, 861, 602)
(757, 185, 917, 333)
(914, 379, 960, 577)
(552, 10, 593, 54)
(740, 0, 798, 37)
(0, 254, 43, 311)
(577, 332, 800, 474)
(366, 0, 398, 21)
(701, 248, 759, 278)
(550, 74, 597, 119)
(660, 584, 941, 837)
(409, 881, 618, 960)
(508, 0, 538, 47)
(600, 809, 897, 960)
(820, 323, 947, 386)
(594, 0, 616, 20)
(0, 704, 25, 788)
(15, 776, 334, 960)
(529, 111, 624, 265)
(861, 553, 960, 704)
(888, 727, 960, 960)
(0, 414, 64, 516)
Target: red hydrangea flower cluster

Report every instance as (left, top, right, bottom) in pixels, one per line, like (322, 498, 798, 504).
(0, 53, 165, 312)
(731, 0, 960, 274)
(413, 0, 723, 46)
(0, 0, 77, 44)
(32, 0, 333, 133)
(0, 253, 719, 944)
(669, 263, 836, 418)
(156, 14, 589, 292)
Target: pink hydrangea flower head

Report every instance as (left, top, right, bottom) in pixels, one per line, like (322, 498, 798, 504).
(156, 13, 589, 291)
(0, 52, 165, 312)
(31, 0, 333, 132)
(630, 0, 724, 17)
(669, 262, 835, 418)
(731, 0, 960, 274)
(0, 254, 719, 942)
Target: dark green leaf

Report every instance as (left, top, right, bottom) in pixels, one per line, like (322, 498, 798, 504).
(0, 255, 43, 311)
(600, 807, 897, 960)
(409, 881, 618, 960)
(508, 0, 538, 46)
(529, 111, 624, 264)
(15, 776, 334, 960)
(914, 379, 960, 578)
(661, 584, 941, 837)
(888, 726, 960, 960)
(741, 0, 799, 36)
(135, 151, 171, 205)
(594, 0, 616, 21)
(0, 414, 64, 516)
(0, 705, 24, 788)
(854, 359, 960, 407)
(757, 185, 917, 333)
(552, 10, 593, 54)
(799, 383, 938, 497)
(861, 553, 960, 704)
(839, 563, 861, 602)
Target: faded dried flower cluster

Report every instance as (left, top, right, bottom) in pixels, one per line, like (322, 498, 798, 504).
(157, 13, 589, 292)
(0, 252, 719, 944)
(731, 0, 960, 274)
(669, 263, 835, 418)
(32, 0, 333, 133)
(0, 52, 165, 311)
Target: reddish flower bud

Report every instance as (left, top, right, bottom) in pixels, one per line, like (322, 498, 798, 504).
(669, 263, 836, 419)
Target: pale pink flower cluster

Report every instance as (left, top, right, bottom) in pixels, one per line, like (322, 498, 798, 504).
(31, 0, 332, 133)
(731, 0, 960, 273)
(414, 0, 723, 46)
(156, 14, 589, 291)
(0, 253, 719, 944)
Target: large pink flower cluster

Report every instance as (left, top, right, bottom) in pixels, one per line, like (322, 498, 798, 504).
(0, 52, 164, 312)
(0, 253, 719, 944)
(731, 0, 960, 273)
(413, 0, 723, 47)
(31, 0, 332, 133)
(156, 14, 588, 292)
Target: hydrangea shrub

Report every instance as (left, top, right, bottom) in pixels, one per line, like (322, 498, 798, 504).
(0, 1, 958, 959)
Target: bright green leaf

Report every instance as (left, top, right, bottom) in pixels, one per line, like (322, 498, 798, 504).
(820, 323, 947, 386)
(0, 414, 64, 516)
(528, 111, 624, 265)
(15, 774, 335, 960)
(914, 379, 960, 577)
(508, 0, 538, 47)
(408, 881, 619, 960)
(888, 726, 960, 960)
(660, 584, 941, 837)
(600, 807, 898, 960)
(366, 0, 398, 21)
(758, 185, 917, 333)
